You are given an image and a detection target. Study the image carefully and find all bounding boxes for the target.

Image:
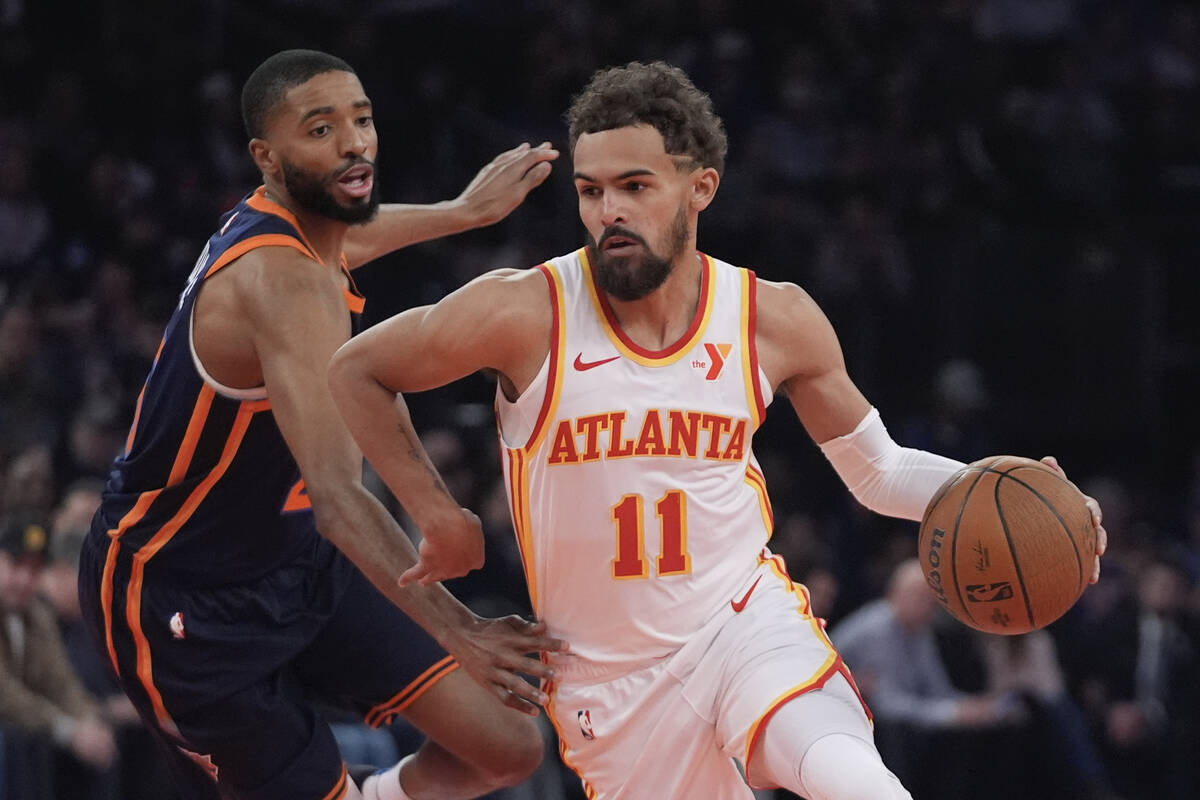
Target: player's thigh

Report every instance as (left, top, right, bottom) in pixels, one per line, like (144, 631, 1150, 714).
(552, 664, 754, 800)
(743, 672, 878, 790)
(702, 569, 873, 777)
(402, 669, 544, 774)
(165, 676, 349, 800)
(293, 562, 539, 767)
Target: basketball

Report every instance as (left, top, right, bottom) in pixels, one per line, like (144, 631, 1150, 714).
(918, 456, 1097, 635)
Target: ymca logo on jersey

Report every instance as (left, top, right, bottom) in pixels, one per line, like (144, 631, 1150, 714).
(577, 709, 596, 740)
(691, 343, 732, 380)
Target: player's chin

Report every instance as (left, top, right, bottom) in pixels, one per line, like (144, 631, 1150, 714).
(342, 198, 381, 225)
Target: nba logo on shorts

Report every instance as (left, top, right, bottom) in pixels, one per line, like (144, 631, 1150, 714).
(578, 709, 596, 740)
(169, 612, 186, 640)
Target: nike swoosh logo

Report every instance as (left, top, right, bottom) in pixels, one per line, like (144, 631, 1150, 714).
(730, 576, 762, 613)
(573, 354, 621, 371)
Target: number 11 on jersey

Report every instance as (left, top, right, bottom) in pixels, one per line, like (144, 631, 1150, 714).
(612, 490, 692, 579)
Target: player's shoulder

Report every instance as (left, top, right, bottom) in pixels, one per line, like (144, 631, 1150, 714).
(457, 265, 555, 306)
(753, 276, 826, 331)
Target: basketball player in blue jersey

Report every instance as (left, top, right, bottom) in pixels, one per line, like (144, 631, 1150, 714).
(77, 49, 567, 800)
(329, 61, 1109, 799)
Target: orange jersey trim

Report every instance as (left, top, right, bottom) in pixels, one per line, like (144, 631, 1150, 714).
(242, 188, 367, 317)
(204, 234, 317, 278)
(365, 655, 460, 728)
(742, 553, 839, 774)
(740, 270, 768, 427)
(744, 464, 774, 536)
(319, 764, 349, 800)
(124, 400, 262, 733)
(102, 385, 221, 674)
(744, 649, 842, 780)
(505, 448, 539, 614)
(246, 187, 323, 259)
(580, 249, 716, 367)
(167, 385, 215, 485)
(544, 684, 600, 799)
(124, 338, 167, 455)
(517, 263, 566, 454)
(99, 537, 123, 673)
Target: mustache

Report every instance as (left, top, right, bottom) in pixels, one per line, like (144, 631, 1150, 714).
(598, 226, 646, 249)
(330, 156, 375, 180)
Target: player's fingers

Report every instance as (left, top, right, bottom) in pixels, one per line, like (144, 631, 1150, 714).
(1039, 455, 1063, 475)
(1095, 522, 1108, 556)
(1084, 496, 1104, 529)
(397, 564, 430, 587)
(496, 142, 532, 162)
(499, 687, 541, 716)
(493, 671, 548, 711)
(521, 160, 553, 188)
(503, 617, 570, 653)
(525, 633, 569, 654)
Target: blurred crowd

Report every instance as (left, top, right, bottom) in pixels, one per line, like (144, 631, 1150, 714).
(1, 1, 1198, 798)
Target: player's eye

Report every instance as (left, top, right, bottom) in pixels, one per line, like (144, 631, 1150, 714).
(310, 124, 331, 137)
(578, 185, 600, 198)
(356, 115, 373, 127)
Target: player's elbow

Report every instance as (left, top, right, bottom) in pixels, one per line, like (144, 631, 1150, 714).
(327, 340, 363, 396)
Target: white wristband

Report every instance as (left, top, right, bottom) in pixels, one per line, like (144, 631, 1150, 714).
(819, 407, 965, 521)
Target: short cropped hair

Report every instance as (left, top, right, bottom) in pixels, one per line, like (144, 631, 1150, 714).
(241, 49, 355, 139)
(566, 61, 728, 176)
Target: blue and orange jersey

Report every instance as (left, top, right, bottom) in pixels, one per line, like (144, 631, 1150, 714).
(93, 187, 365, 586)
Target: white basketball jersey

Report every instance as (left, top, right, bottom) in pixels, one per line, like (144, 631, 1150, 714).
(497, 248, 776, 671)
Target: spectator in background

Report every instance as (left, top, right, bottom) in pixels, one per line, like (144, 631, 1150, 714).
(0, 510, 117, 798)
(831, 559, 1022, 800)
(979, 630, 1120, 800)
(0, 121, 52, 291)
(0, 305, 64, 464)
(1078, 551, 1200, 800)
(1, 443, 55, 518)
(39, 478, 177, 799)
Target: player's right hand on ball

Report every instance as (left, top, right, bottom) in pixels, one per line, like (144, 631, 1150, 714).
(452, 616, 569, 716)
(399, 507, 486, 586)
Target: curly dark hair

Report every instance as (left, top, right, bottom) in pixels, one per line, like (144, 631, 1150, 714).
(566, 61, 728, 176)
(241, 49, 355, 140)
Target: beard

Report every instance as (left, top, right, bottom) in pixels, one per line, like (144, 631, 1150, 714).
(587, 206, 690, 301)
(282, 156, 380, 225)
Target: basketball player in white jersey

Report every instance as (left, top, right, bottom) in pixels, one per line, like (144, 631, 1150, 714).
(328, 62, 1107, 800)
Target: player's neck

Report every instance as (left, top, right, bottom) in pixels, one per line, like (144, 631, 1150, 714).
(262, 185, 349, 268)
(605, 251, 703, 351)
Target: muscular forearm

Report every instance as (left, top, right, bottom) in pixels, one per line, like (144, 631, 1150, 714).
(342, 200, 479, 269)
(315, 484, 476, 642)
(330, 356, 461, 529)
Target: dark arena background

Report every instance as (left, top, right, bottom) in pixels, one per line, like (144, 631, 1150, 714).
(0, 2, 1196, 799)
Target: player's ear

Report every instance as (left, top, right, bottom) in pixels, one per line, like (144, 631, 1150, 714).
(690, 166, 719, 212)
(248, 138, 277, 176)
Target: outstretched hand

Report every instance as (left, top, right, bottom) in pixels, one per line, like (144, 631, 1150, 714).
(448, 616, 569, 716)
(456, 142, 559, 227)
(398, 507, 486, 587)
(1040, 455, 1108, 583)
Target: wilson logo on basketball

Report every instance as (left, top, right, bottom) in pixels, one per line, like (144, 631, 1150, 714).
(965, 582, 1015, 603)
